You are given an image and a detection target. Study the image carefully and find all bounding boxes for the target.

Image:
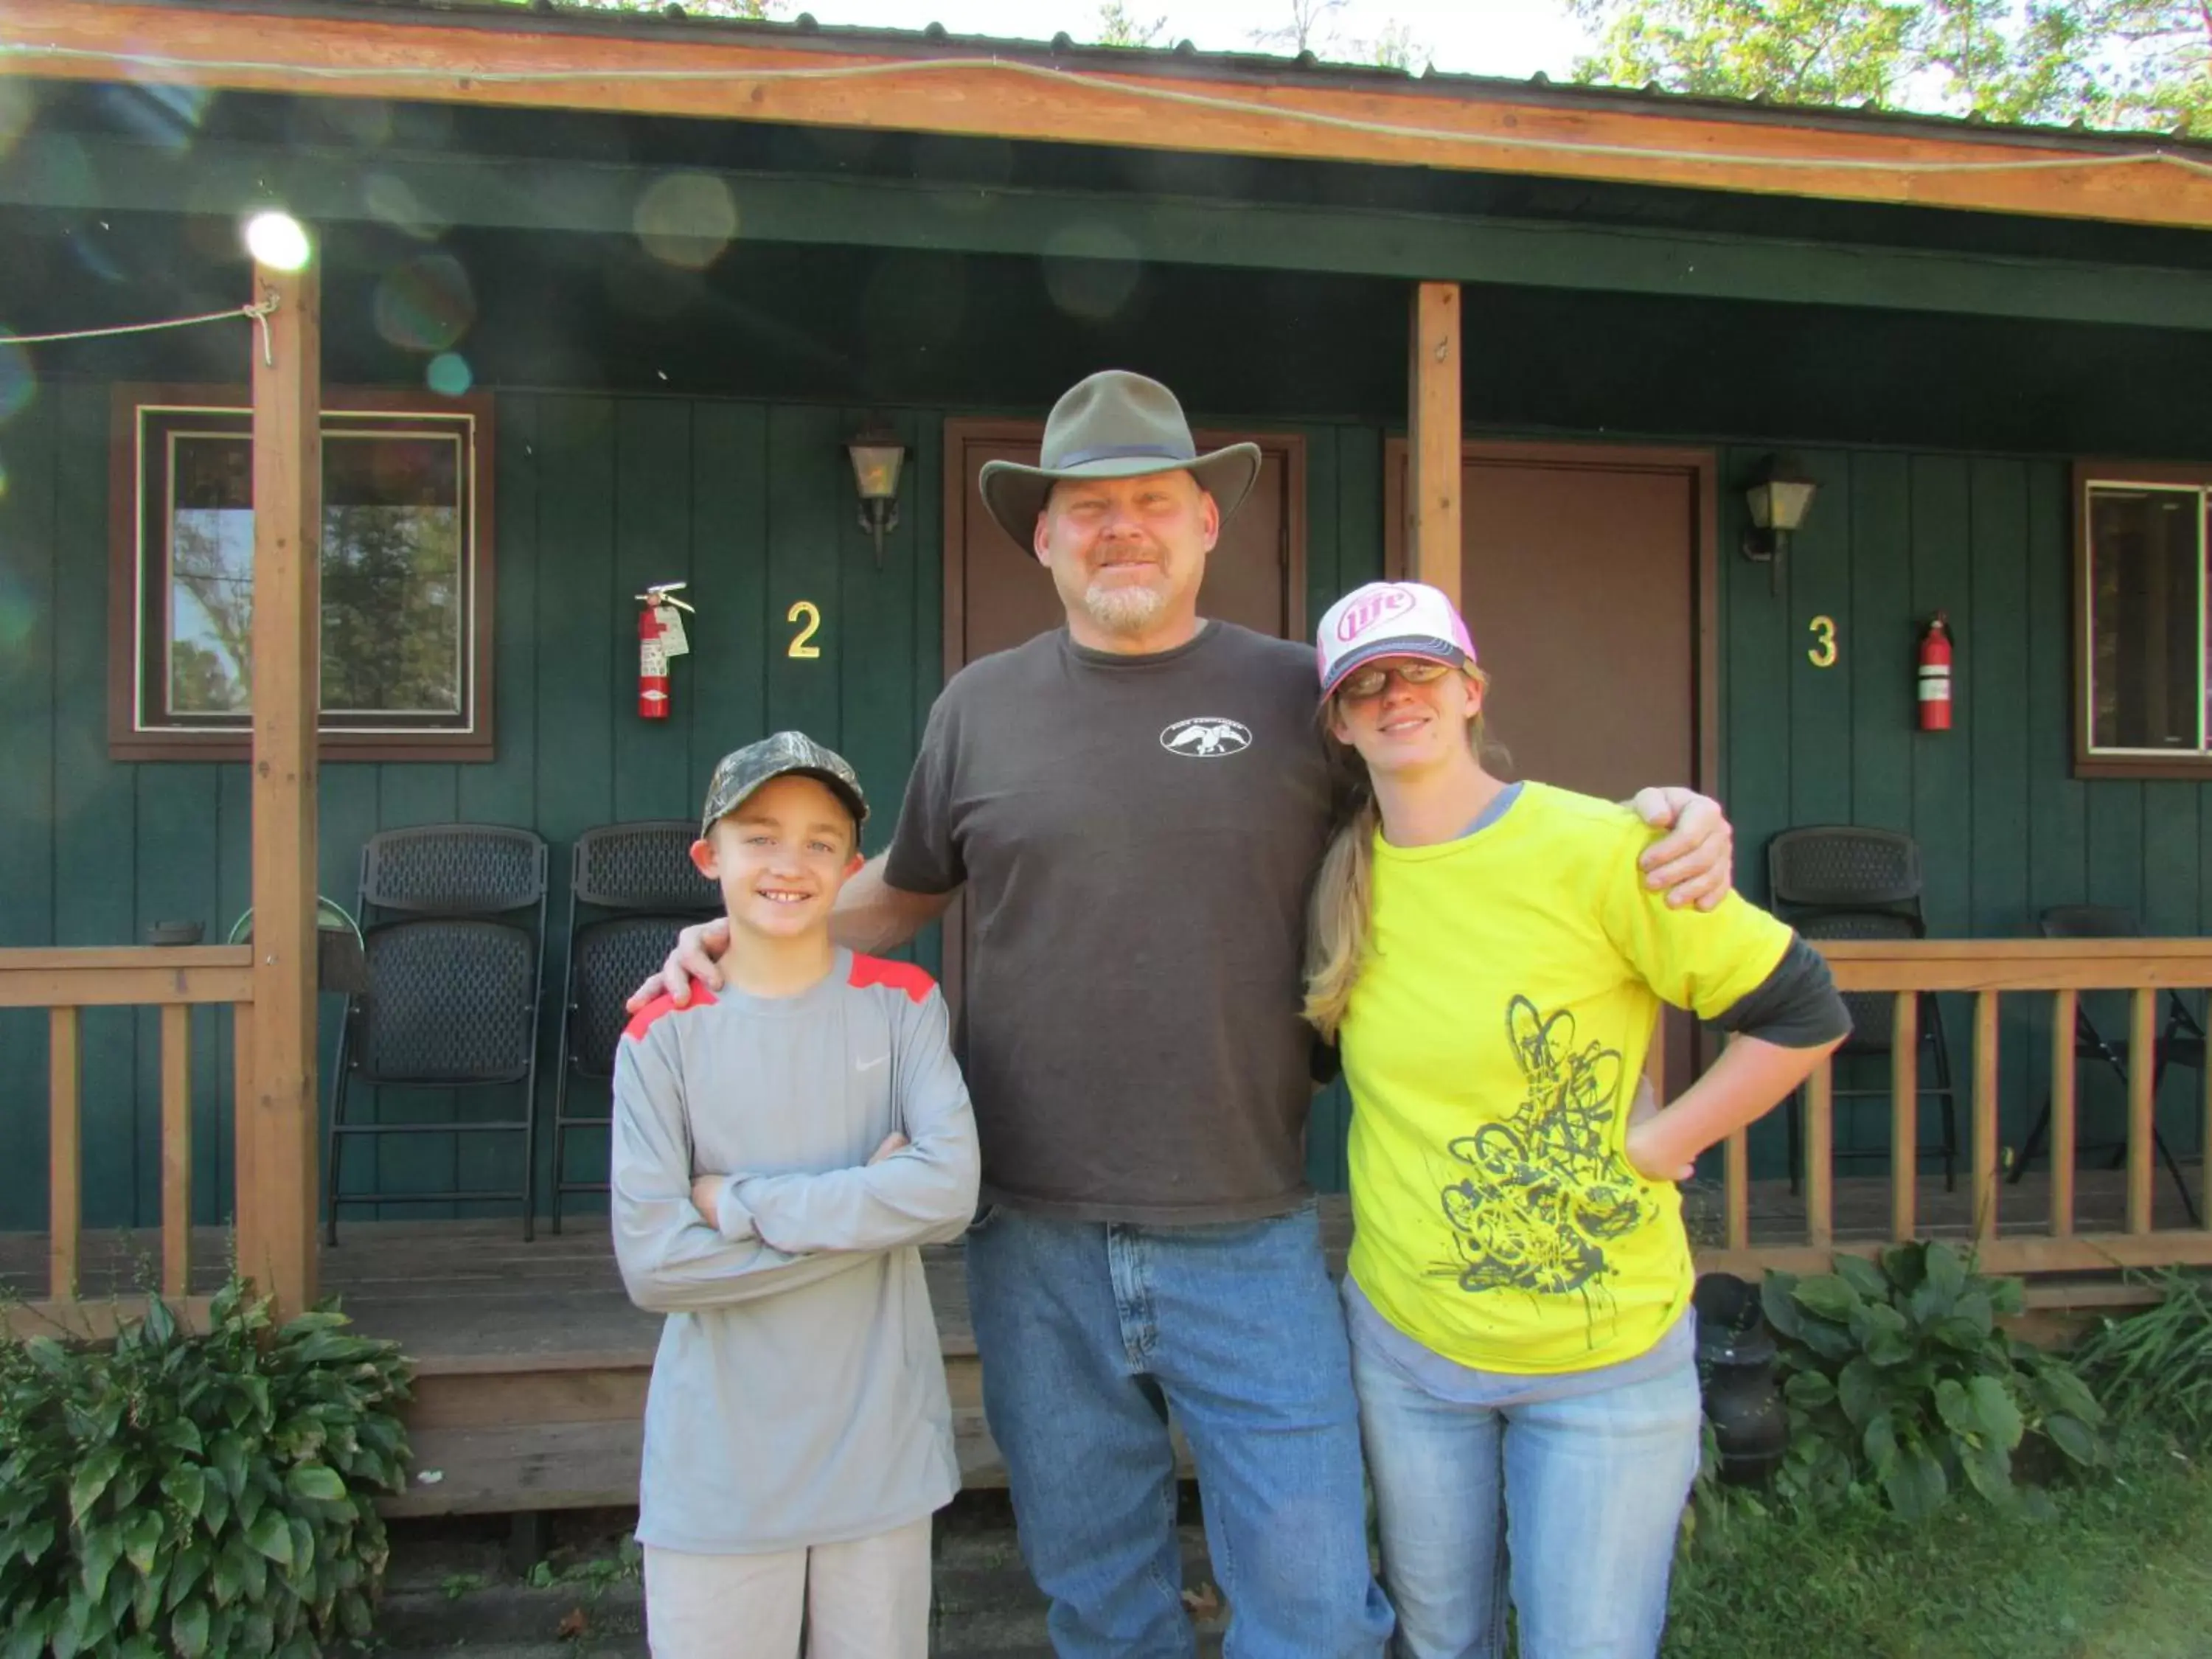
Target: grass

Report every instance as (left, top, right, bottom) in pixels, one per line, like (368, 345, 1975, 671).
(1662, 1429, 2212, 1659)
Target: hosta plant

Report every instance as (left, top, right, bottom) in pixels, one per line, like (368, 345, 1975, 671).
(1761, 1241, 2104, 1520)
(0, 1281, 411, 1658)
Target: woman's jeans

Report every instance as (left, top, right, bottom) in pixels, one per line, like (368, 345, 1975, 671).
(965, 1200, 1394, 1659)
(1352, 1332, 1701, 1659)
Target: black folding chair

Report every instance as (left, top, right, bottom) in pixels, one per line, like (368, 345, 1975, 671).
(1767, 827, 1961, 1192)
(551, 821, 723, 1233)
(325, 824, 549, 1243)
(2008, 904, 2202, 1225)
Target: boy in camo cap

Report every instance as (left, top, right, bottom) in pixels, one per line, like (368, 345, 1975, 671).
(611, 731, 979, 1658)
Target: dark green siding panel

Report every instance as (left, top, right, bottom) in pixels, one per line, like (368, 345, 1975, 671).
(0, 380, 58, 1234)
(1908, 458, 1976, 939)
(1334, 425, 1384, 597)
(2019, 462, 2081, 1151)
(458, 395, 539, 832)
(903, 413, 946, 980)
(313, 766, 384, 1213)
(533, 398, 619, 849)
(1787, 449, 1856, 832)
(214, 763, 251, 1225)
(1905, 459, 1976, 1173)
(1296, 428, 1346, 1193)
(53, 383, 139, 1227)
(1966, 460, 2035, 1145)
(525, 396, 614, 1214)
(613, 399, 697, 825)
(765, 406, 846, 743)
(1304, 425, 1385, 1194)
(465, 396, 545, 1210)
(687, 402, 770, 788)
(1846, 453, 1914, 833)
(2084, 786, 2145, 918)
(132, 763, 221, 1221)
(1724, 444, 1794, 905)
(2024, 462, 2087, 912)
(836, 403, 921, 870)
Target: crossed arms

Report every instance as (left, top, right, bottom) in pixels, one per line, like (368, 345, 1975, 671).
(609, 992, 980, 1315)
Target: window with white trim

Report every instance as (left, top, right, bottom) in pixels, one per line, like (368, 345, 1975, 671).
(113, 389, 495, 761)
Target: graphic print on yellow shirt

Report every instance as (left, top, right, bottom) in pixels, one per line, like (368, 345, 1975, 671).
(1341, 783, 1792, 1375)
(1443, 995, 1649, 1315)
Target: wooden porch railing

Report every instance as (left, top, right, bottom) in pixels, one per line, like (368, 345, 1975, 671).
(1702, 938, 2212, 1280)
(1, 947, 255, 1338)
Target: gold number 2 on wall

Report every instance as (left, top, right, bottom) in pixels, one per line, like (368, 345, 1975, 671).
(787, 600, 823, 660)
(1806, 614, 1839, 668)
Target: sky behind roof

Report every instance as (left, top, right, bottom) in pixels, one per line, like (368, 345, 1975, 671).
(801, 0, 1596, 79)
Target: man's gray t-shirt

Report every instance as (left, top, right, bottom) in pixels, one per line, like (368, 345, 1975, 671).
(611, 951, 981, 1554)
(885, 621, 1338, 1223)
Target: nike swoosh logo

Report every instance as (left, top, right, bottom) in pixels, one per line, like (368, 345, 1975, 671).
(858, 1054, 889, 1072)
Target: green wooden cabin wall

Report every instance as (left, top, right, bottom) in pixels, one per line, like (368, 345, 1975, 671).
(1717, 446, 2212, 1183)
(7, 379, 2211, 1224)
(0, 380, 1382, 1229)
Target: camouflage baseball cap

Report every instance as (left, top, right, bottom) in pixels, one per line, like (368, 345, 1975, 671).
(699, 731, 868, 838)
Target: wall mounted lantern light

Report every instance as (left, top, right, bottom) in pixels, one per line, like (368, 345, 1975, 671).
(1742, 453, 1819, 595)
(846, 428, 906, 566)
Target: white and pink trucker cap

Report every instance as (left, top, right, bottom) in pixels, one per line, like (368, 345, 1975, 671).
(1315, 581, 1478, 698)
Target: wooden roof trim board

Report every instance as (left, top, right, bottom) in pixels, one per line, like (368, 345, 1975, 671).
(10, 131, 2210, 330)
(4, 0, 2212, 231)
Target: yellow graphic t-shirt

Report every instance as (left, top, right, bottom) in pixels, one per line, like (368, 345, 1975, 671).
(1341, 782, 1792, 1376)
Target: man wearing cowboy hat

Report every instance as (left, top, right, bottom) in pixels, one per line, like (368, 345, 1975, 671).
(639, 369, 1734, 1657)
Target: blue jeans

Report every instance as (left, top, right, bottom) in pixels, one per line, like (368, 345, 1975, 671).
(965, 1200, 1394, 1659)
(1352, 1333, 1700, 1659)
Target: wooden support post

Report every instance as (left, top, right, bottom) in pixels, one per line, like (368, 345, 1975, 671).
(2127, 987, 2155, 1235)
(1889, 991, 1917, 1241)
(1806, 1057, 1834, 1248)
(1407, 282, 1461, 606)
(235, 245, 322, 1318)
(2050, 990, 2077, 1239)
(49, 1006, 80, 1301)
(161, 1004, 192, 1298)
(1972, 990, 2000, 1248)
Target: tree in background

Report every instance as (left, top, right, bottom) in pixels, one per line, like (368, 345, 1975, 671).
(1247, 0, 1434, 69)
(1095, 1, 1172, 46)
(1570, 0, 2210, 133)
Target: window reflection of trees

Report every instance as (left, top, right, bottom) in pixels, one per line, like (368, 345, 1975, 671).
(163, 431, 464, 720)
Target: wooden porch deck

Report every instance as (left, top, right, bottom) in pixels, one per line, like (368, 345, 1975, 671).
(4, 1161, 2199, 1517)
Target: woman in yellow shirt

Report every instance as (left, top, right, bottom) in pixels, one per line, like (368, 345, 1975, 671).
(1304, 582, 1847, 1659)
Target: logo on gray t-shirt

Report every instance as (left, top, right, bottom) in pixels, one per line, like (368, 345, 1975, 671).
(1159, 716, 1254, 757)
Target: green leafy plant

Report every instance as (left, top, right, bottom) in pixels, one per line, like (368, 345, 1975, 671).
(1761, 1242, 2104, 1520)
(2070, 1268, 2212, 1448)
(0, 1281, 412, 1658)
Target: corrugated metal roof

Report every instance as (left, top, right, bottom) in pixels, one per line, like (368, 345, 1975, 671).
(315, 0, 2211, 159)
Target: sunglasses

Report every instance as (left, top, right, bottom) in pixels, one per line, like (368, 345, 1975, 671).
(1336, 659, 1455, 700)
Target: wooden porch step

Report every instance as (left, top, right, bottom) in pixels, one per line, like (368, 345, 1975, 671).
(384, 1405, 1012, 1519)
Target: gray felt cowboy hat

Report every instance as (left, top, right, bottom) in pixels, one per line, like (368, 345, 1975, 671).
(979, 370, 1263, 550)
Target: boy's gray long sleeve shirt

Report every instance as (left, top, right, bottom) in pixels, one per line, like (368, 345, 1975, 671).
(611, 950, 981, 1555)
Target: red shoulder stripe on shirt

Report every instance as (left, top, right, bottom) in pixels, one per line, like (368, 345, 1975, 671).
(847, 955, 935, 1005)
(623, 987, 718, 1043)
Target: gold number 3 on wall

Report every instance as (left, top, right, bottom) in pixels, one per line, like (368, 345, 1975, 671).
(787, 601, 823, 660)
(1807, 614, 1839, 669)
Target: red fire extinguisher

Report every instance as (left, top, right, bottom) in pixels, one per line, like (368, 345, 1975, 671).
(636, 582, 694, 720)
(1917, 613, 1952, 732)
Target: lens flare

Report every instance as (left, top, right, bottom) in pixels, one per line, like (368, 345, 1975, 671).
(244, 212, 311, 272)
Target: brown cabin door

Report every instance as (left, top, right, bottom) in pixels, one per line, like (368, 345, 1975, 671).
(936, 418, 1307, 1005)
(1387, 440, 1718, 1094)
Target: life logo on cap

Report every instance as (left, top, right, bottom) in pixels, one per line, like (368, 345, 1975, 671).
(1334, 586, 1418, 644)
